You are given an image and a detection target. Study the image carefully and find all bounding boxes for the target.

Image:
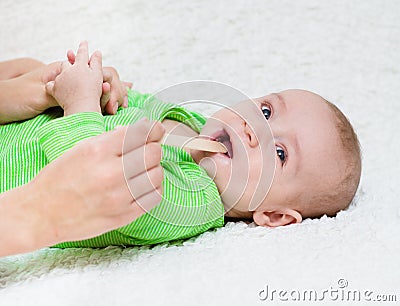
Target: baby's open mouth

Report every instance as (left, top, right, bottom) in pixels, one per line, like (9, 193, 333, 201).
(214, 130, 233, 158)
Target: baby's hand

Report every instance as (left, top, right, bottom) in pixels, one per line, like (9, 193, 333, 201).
(67, 50, 132, 115)
(101, 67, 132, 114)
(45, 41, 103, 116)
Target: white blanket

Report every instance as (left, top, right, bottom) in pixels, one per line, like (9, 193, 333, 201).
(0, 0, 399, 305)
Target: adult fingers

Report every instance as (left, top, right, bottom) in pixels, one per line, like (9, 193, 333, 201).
(45, 81, 55, 97)
(44, 61, 69, 99)
(103, 69, 113, 84)
(122, 142, 163, 179)
(111, 186, 163, 226)
(42, 61, 63, 83)
(125, 166, 164, 201)
(93, 120, 165, 157)
(130, 186, 163, 213)
(122, 119, 166, 155)
(80, 125, 128, 157)
(74, 41, 89, 65)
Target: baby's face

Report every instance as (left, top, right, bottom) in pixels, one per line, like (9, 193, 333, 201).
(195, 89, 341, 221)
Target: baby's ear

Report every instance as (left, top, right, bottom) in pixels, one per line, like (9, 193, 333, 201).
(253, 209, 302, 227)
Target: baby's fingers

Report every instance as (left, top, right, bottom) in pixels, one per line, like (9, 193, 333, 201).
(67, 50, 76, 64)
(75, 41, 89, 64)
(122, 82, 132, 108)
(104, 101, 118, 115)
(101, 83, 112, 112)
(89, 50, 102, 73)
(103, 89, 121, 114)
(123, 81, 133, 89)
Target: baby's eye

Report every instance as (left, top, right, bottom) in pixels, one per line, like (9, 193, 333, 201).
(261, 104, 271, 120)
(276, 145, 286, 164)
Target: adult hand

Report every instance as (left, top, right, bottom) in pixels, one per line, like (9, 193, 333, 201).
(0, 119, 165, 256)
(0, 57, 45, 80)
(0, 61, 62, 124)
(35, 118, 165, 244)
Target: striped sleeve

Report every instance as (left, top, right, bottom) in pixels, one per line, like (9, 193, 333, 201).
(37, 112, 105, 162)
(127, 89, 155, 109)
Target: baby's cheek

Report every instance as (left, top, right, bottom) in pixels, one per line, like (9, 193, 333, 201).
(212, 108, 236, 123)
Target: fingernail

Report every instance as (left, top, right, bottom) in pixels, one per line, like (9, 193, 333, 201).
(123, 96, 128, 107)
(113, 103, 118, 113)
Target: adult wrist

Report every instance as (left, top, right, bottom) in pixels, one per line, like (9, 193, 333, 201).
(0, 79, 21, 124)
(0, 184, 56, 256)
(23, 181, 61, 248)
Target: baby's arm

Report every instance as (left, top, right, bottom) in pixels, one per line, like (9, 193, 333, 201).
(38, 42, 109, 162)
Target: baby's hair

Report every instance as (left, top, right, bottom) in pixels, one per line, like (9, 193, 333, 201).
(302, 99, 362, 218)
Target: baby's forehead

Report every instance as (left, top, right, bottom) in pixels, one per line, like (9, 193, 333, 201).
(274, 89, 326, 105)
(257, 89, 339, 146)
(278, 91, 330, 120)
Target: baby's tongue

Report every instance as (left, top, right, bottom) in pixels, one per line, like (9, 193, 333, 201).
(161, 134, 228, 153)
(219, 138, 232, 157)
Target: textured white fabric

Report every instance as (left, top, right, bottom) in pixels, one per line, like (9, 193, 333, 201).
(0, 0, 399, 305)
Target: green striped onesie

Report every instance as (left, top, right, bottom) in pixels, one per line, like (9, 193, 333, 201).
(0, 89, 225, 248)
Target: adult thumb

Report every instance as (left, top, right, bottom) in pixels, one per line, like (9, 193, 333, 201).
(42, 61, 63, 83)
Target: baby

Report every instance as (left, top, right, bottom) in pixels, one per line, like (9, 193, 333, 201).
(0, 43, 362, 248)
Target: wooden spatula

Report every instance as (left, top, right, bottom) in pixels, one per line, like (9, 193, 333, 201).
(161, 134, 228, 153)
